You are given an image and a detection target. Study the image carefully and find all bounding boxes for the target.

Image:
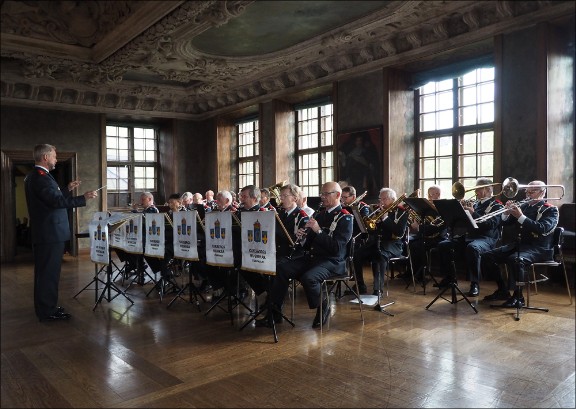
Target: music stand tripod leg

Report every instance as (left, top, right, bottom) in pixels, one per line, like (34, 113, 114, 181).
(373, 266, 395, 315)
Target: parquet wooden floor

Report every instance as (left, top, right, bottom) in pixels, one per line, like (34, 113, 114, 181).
(1, 251, 574, 408)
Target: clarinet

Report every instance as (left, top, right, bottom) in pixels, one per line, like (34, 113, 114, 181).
(288, 206, 323, 259)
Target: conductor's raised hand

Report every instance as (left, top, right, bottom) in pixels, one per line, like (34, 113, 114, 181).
(83, 190, 98, 200)
(67, 180, 81, 191)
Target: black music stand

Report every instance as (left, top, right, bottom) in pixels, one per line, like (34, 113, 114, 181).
(167, 260, 206, 311)
(204, 267, 254, 325)
(351, 206, 394, 315)
(425, 199, 478, 313)
(404, 197, 440, 294)
(92, 247, 135, 311)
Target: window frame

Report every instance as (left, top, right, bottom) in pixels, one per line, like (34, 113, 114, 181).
(237, 118, 260, 190)
(295, 102, 334, 197)
(105, 124, 159, 210)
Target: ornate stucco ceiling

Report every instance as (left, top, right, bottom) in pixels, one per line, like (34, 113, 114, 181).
(1, 1, 574, 120)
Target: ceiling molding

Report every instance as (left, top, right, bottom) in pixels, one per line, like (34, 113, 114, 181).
(1, 0, 574, 121)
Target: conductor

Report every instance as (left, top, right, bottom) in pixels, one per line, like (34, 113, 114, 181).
(25, 144, 98, 322)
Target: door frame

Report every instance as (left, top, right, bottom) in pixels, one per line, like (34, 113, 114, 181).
(1, 149, 77, 263)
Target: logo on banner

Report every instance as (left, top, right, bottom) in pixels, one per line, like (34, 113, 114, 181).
(247, 219, 267, 243)
(177, 217, 193, 236)
(126, 219, 138, 236)
(210, 219, 226, 240)
(93, 224, 107, 241)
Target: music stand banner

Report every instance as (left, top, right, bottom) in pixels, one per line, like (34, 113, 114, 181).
(241, 211, 276, 275)
(204, 212, 234, 267)
(89, 220, 109, 264)
(92, 211, 109, 222)
(172, 211, 199, 261)
(122, 214, 144, 254)
(144, 213, 166, 258)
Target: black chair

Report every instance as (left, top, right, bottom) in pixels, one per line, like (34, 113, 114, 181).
(389, 227, 416, 293)
(526, 226, 572, 305)
(318, 236, 365, 331)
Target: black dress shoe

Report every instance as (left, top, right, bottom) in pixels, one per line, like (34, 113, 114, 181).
(39, 311, 72, 322)
(483, 289, 510, 301)
(467, 282, 480, 297)
(501, 296, 525, 308)
(312, 303, 331, 328)
(56, 306, 65, 313)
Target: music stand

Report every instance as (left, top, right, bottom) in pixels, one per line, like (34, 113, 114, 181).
(425, 199, 478, 313)
(404, 197, 440, 294)
(167, 260, 206, 311)
(352, 206, 394, 315)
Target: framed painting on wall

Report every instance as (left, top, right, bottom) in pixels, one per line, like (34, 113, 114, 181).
(336, 127, 383, 200)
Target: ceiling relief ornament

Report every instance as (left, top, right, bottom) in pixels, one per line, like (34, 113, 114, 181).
(1, 1, 574, 119)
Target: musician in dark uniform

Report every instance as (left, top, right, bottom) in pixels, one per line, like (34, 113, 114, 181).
(407, 185, 448, 284)
(25, 144, 98, 322)
(265, 181, 353, 328)
(275, 184, 310, 258)
(259, 188, 277, 211)
(236, 185, 269, 298)
(353, 188, 409, 295)
(435, 178, 503, 297)
(481, 181, 559, 307)
(340, 185, 370, 294)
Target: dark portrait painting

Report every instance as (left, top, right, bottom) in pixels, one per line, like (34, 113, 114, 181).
(337, 127, 382, 200)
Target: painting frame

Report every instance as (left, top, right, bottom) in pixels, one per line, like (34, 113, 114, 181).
(336, 126, 383, 201)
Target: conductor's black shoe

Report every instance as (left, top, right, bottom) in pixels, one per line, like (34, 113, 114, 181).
(501, 296, 525, 308)
(56, 306, 65, 313)
(39, 311, 72, 322)
(467, 282, 480, 297)
(483, 289, 510, 301)
(433, 277, 453, 288)
(312, 302, 331, 328)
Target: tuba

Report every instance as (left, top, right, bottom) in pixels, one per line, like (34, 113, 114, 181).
(267, 180, 289, 206)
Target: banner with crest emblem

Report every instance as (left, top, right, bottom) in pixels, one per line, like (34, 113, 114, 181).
(172, 210, 199, 260)
(241, 211, 276, 275)
(89, 220, 109, 264)
(204, 212, 234, 267)
(144, 213, 166, 258)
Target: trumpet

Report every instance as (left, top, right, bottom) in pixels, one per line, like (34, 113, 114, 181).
(363, 193, 406, 231)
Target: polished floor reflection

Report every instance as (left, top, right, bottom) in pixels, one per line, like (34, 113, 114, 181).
(1, 252, 574, 408)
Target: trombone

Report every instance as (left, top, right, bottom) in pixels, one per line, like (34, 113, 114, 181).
(473, 177, 565, 223)
(501, 177, 565, 200)
(451, 181, 502, 200)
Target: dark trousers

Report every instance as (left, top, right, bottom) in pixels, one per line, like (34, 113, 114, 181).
(33, 241, 65, 319)
(437, 236, 497, 283)
(481, 243, 553, 291)
(270, 255, 345, 310)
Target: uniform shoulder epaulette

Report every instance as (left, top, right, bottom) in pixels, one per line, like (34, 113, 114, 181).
(359, 201, 368, 207)
(340, 208, 350, 215)
(299, 210, 309, 218)
(258, 207, 267, 211)
(543, 202, 553, 207)
(397, 204, 406, 211)
(495, 199, 503, 204)
(37, 169, 46, 176)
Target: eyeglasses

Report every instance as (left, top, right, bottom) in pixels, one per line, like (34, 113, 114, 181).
(280, 194, 293, 198)
(320, 191, 337, 196)
(340, 195, 352, 200)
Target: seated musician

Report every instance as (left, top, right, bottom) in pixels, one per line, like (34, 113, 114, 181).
(435, 178, 503, 297)
(340, 185, 370, 294)
(259, 188, 277, 211)
(407, 185, 448, 284)
(255, 184, 310, 327)
(264, 181, 353, 328)
(236, 185, 270, 299)
(296, 190, 315, 217)
(204, 189, 218, 212)
(481, 181, 559, 307)
(115, 192, 159, 276)
(145, 193, 184, 281)
(353, 188, 408, 295)
(203, 190, 237, 293)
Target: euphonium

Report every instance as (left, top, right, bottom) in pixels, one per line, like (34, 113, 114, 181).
(363, 193, 406, 231)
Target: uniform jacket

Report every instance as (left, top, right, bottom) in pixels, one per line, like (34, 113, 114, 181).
(376, 205, 409, 241)
(25, 166, 87, 244)
(306, 205, 353, 262)
(277, 206, 309, 256)
(468, 197, 503, 240)
(503, 200, 558, 249)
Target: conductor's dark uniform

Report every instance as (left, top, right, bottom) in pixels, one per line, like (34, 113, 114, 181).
(25, 166, 87, 320)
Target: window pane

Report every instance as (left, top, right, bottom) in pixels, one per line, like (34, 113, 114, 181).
(437, 136, 452, 156)
(460, 155, 477, 177)
(461, 133, 477, 154)
(437, 91, 453, 110)
(437, 110, 453, 129)
(437, 157, 452, 178)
